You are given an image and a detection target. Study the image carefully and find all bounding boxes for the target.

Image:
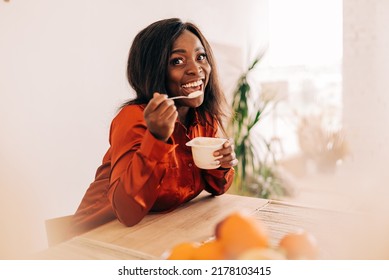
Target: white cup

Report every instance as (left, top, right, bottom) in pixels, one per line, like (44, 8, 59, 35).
(186, 137, 227, 169)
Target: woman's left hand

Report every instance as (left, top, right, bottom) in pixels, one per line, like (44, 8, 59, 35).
(213, 139, 238, 169)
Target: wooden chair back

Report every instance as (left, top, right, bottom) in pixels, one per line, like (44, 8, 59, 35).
(45, 215, 73, 246)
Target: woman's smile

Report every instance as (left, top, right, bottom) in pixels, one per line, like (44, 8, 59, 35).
(181, 79, 204, 95)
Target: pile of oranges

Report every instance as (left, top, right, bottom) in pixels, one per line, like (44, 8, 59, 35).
(166, 212, 319, 260)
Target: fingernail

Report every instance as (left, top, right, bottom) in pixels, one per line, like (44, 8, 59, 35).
(212, 160, 220, 165)
(214, 152, 219, 156)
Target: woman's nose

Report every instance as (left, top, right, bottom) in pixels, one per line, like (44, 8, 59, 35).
(186, 60, 202, 75)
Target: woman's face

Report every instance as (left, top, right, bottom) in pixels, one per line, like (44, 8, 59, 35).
(166, 30, 211, 107)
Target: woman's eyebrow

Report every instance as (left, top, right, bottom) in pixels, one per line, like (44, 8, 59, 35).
(171, 49, 186, 54)
(171, 47, 205, 54)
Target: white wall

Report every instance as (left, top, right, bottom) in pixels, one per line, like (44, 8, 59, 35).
(341, 0, 389, 258)
(343, 0, 389, 172)
(0, 0, 268, 257)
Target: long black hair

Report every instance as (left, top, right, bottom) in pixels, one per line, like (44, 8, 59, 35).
(123, 18, 229, 133)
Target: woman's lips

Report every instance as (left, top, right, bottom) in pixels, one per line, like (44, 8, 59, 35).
(182, 80, 203, 88)
(181, 80, 204, 96)
(181, 84, 203, 96)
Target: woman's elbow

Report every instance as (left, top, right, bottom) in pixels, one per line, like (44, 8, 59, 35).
(110, 181, 150, 227)
(116, 209, 147, 227)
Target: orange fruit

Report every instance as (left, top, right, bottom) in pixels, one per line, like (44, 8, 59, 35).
(215, 212, 269, 259)
(166, 242, 198, 260)
(237, 248, 286, 260)
(278, 231, 319, 259)
(192, 240, 226, 260)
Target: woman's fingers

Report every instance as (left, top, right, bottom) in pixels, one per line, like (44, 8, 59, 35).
(214, 139, 238, 168)
(143, 92, 167, 115)
(159, 99, 177, 118)
(144, 92, 177, 141)
(214, 140, 233, 157)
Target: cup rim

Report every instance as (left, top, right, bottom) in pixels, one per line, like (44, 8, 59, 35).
(185, 137, 227, 148)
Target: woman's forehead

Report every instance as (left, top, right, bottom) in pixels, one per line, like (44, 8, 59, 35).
(171, 30, 204, 52)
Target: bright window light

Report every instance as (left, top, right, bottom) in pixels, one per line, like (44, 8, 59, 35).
(266, 0, 342, 67)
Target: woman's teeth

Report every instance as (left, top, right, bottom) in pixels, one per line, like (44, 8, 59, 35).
(182, 80, 203, 88)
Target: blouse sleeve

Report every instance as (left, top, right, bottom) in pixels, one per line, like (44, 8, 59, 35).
(107, 106, 177, 226)
(202, 167, 235, 195)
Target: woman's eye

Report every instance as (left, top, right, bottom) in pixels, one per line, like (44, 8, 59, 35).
(171, 58, 184, 65)
(198, 53, 207, 61)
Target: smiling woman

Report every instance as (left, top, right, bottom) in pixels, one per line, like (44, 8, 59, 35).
(0, 0, 266, 259)
(70, 18, 238, 237)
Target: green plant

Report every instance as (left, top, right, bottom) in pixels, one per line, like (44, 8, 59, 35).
(228, 54, 287, 199)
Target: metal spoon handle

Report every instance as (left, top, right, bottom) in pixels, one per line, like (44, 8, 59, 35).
(168, 96, 187, 100)
(168, 91, 202, 100)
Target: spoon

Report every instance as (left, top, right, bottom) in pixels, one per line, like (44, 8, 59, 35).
(168, 91, 203, 100)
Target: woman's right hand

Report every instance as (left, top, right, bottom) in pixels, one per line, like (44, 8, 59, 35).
(143, 92, 178, 142)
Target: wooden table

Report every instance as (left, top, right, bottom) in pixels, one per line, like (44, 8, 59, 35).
(33, 192, 342, 260)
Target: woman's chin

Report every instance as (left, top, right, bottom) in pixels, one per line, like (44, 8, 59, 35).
(178, 97, 204, 108)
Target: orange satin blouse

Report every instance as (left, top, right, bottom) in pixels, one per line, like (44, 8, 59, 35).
(71, 104, 234, 236)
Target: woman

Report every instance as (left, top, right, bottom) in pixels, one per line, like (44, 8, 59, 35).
(71, 18, 238, 236)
